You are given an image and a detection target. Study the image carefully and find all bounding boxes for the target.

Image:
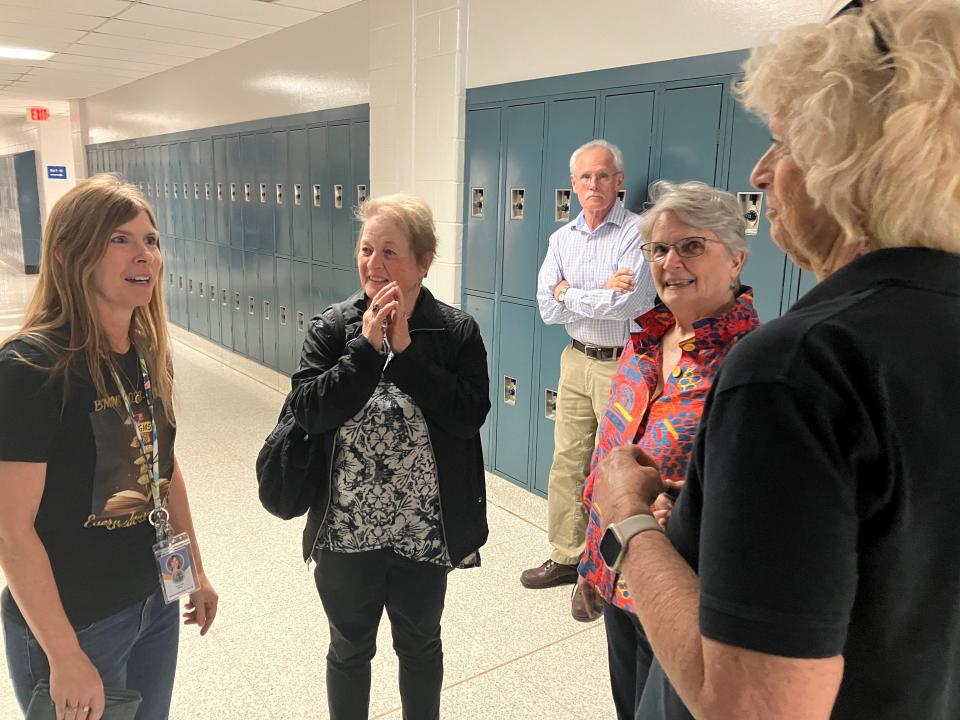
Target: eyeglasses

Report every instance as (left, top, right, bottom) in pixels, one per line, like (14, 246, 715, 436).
(640, 237, 717, 263)
(831, 0, 890, 55)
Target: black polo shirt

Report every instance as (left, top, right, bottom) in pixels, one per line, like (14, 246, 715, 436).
(665, 247, 960, 719)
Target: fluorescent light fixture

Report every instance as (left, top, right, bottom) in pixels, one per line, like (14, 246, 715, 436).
(0, 46, 54, 61)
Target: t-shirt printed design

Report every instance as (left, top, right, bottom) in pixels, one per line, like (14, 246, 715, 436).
(87, 385, 173, 527)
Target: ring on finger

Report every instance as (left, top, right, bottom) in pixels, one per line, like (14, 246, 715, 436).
(371, 303, 380, 312)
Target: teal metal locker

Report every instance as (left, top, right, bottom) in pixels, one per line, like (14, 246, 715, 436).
(329, 267, 358, 303)
(463, 108, 501, 295)
(501, 103, 545, 301)
(178, 143, 193, 241)
(659, 84, 724, 184)
(532, 323, 571, 496)
(230, 247, 246, 354)
(726, 98, 790, 323)
(289, 129, 310, 260)
(174, 237, 187, 327)
(463, 293, 496, 469)
(328, 124, 353, 267)
(205, 242, 220, 343)
(217, 245, 233, 349)
(276, 257, 295, 374)
(350, 121, 369, 245)
(273, 131, 291, 257)
(214, 138, 228, 246)
(189, 141, 204, 244)
(293, 260, 311, 367)
(240, 134, 258, 252)
(257, 133, 275, 255)
(227, 136, 243, 248)
(259, 253, 278, 368)
(494, 301, 537, 486)
(310, 263, 331, 318)
(308, 126, 331, 263)
(602, 90, 656, 212)
(243, 250, 261, 360)
(160, 145, 173, 238)
(201, 140, 215, 244)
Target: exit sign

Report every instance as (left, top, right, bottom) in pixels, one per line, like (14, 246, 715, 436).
(28, 107, 50, 121)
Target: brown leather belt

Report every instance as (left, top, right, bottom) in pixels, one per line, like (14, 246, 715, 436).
(571, 340, 622, 361)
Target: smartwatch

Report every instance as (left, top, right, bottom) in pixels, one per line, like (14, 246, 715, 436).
(557, 286, 569, 303)
(599, 514, 664, 572)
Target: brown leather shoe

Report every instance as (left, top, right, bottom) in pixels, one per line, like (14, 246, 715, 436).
(571, 582, 602, 622)
(520, 559, 578, 589)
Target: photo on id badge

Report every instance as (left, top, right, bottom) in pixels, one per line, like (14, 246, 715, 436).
(156, 538, 198, 603)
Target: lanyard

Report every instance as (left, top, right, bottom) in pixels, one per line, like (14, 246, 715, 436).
(109, 349, 170, 542)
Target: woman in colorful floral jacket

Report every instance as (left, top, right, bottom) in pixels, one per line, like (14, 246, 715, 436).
(577, 181, 761, 720)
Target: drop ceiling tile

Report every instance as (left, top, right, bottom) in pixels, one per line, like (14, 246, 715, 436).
(77, 32, 216, 59)
(0, 6, 105, 30)
(96, 19, 244, 50)
(0, 24, 86, 44)
(60, 44, 186, 66)
(144, 0, 318, 27)
(50, 53, 170, 73)
(119, 4, 277, 39)
(276, 0, 360, 10)
(0, 0, 131, 16)
(28, 65, 146, 80)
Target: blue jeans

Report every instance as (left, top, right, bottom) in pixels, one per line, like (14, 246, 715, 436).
(3, 590, 180, 720)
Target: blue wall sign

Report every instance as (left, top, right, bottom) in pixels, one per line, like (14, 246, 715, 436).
(47, 165, 67, 179)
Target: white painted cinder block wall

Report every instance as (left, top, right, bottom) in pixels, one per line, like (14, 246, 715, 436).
(68, 0, 836, 306)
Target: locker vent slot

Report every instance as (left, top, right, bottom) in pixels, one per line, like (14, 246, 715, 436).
(470, 188, 484, 218)
(503, 376, 518, 406)
(510, 188, 524, 220)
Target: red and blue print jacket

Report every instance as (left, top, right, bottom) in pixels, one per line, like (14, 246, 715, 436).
(577, 288, 761, 613)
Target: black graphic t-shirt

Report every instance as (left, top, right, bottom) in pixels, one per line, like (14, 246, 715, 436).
(0, 336, 175, 627)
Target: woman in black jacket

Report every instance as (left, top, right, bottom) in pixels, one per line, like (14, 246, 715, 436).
(289, 193, 490, 720)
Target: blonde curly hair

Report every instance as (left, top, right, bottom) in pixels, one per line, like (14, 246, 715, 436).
(738, 0, 960, 253)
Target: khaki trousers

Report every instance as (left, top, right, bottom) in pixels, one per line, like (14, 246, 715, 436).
(547, 343, 618, 565)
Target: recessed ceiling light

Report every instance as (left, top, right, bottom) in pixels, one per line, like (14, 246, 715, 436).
(0, 46, 54, 61)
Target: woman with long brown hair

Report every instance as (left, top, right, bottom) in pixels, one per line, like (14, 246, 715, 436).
(0, 174, 217, 720)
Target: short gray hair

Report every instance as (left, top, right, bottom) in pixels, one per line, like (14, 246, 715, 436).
(639, 180, 750, 260)
(569, 139, 624, 175)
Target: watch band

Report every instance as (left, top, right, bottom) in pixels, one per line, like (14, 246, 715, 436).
(616, 513, 664, 543)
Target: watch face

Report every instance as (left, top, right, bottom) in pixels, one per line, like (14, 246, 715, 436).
(599, 527, 623, 569)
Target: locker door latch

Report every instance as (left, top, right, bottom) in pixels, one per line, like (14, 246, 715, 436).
(617, 189, 626, 206)
(312, 184, 321, 207)
(737, 192, 763, 236)
(172, 183, 178, 199)
(205, 183, 211, 201)
(259, 183, 267, 204)
(244, 183, 252, 202)
(234, 292, 241, 310)
(510, 188, 524, 220)
(156, 183, 161, 197)
(178, 275, 183, 290)
(198, 281, 204, 298)
(168, 272, 174, 286)
(503, 376, 518, 405)
(210, 285, 216, 303)
(334, 184, 343, 209)
(230, 183, 237, 202)
(545, 388, 558, 420)
(294, 184, 302, 206)
(188, 278, 193, 294)
(471, 188, 484, 218)
(297, 311, 305, 332)
(555, 189, 571, 222)
(183, 183, 189, 200)
(276, 184, 284, 205)
(263, 300, 270, 320)
(217, 183, 223, 201)
(222, 289, 229, 307)
(248, 296, 255, 315)
(279, 305, 287, 326)
(194, 183, 199, 200)
(356, 184, 367, 205)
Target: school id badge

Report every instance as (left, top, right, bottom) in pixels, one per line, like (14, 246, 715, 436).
(153, 532, 199, 604)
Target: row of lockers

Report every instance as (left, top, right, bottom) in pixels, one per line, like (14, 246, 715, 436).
(86, 107, 370, 372)
(0, 150, 42, 272)
(460, 52, 816, 495)
(87, 119, 369, 268)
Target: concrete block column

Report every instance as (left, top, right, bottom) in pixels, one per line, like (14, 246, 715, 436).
(369, 0, 467, 306)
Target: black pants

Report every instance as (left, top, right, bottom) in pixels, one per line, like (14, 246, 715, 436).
(314, 548, 449, 720)
(604, 601, 655, 720)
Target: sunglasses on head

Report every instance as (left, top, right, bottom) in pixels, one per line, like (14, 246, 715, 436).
(832, 0, 891, 55)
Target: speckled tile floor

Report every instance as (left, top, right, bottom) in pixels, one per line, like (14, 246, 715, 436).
(0, 262, 615, 719)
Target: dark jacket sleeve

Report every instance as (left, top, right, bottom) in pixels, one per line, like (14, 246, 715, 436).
(288, 309, 386, 435)
(384, 316, 491, 440)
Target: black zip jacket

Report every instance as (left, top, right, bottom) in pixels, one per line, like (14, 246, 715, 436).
(289, 288, 490, 566)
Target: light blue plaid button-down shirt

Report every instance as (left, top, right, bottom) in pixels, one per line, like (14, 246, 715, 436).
(536, 202, 656, 347)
